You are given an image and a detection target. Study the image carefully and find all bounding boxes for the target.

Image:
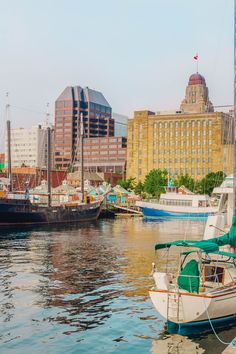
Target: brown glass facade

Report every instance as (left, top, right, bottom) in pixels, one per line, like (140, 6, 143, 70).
(83, 137, 127, 174)
(54, 86, 114, 170)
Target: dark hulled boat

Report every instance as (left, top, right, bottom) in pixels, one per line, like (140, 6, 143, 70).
(0, 197, 101, 226)
(1, 113, 102, 227)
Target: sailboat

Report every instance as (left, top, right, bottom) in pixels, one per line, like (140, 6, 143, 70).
(0, 113, 102, 226)
(149, 2, 236, 336)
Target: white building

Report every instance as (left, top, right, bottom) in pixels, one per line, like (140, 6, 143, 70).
(5, 123, 54, 168)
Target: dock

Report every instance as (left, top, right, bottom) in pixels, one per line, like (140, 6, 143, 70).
(222, 341, 236, 354)
(100, 203, 143, 218)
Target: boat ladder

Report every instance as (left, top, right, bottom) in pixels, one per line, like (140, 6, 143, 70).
(167, 291, 184, 322)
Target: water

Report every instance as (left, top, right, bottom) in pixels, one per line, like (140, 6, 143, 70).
(0, 218, 235, 354)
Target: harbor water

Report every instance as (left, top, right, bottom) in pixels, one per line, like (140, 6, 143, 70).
(0, 218, 235, 354)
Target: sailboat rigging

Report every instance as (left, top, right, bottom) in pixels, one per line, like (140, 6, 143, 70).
(0, 106, 102, 226)
(149, 1, 236, 335)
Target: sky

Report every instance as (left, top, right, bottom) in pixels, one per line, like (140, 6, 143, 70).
(0, 0, 234, 134)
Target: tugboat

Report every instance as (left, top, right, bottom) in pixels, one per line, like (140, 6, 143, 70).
(0, 114, 101, 226)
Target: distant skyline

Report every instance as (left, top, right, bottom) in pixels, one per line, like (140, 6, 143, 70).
(0, 0, 233, 138)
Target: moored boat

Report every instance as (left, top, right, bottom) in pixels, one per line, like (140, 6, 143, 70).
(137, 186, 219, 219)
(149, 223, 236, 335)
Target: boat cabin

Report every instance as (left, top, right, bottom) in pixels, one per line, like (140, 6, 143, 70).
(158, 187, 211, 208)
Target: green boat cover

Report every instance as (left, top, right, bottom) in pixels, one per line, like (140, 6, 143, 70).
(210, 215, 236, 248)
(177, 259, 199, 293)
(155, 215, 236, 253)
(155, 240, 219, 253)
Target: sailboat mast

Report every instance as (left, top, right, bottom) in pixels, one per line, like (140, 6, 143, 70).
(80, 112, 84, 202)
(6, 119, 12, 192)
(234, 0, 236, 215)
(47, 127, 51, 207)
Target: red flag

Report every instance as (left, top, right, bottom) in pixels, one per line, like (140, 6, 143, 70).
(194, 54, 198, 60)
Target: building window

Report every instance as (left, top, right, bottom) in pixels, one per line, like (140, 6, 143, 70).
(170, 122, 173, 128)
(164, 122, 168, 128)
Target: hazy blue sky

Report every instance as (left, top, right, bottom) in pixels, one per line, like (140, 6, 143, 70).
(0, 0, 233, 132)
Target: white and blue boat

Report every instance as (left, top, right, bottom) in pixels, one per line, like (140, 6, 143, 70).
(136, 186, 219, 219)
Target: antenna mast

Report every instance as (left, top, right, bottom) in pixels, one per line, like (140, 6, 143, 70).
(80, 112, 84, 202)
(47, 127, 51, 207)
(6, 92, 12, 192)
(234, 0, 236, 215)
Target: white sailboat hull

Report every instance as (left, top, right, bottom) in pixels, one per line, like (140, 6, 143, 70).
(149, 285, 236, 333)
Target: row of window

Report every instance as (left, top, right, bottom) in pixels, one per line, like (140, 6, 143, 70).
(153, 120, 212, 129)
(149, 157, 212, 163)
(138, 168, 212, 176)
(155, 130, 212, 137)
(151, 139, 212, 146)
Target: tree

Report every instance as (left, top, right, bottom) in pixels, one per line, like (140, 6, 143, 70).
(198, 171, 225, 195)
(118, 177, 136, 191)
(134, 181, 144, 195)
(143, 169, 168, 196)
(67, 164, 74, 173)
(173, 174, 196, 192)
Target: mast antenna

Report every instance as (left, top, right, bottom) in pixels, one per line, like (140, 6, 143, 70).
(46, 102, 50, 126)
(234, 0, 236, 215)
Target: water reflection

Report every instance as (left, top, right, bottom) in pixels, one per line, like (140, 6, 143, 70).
(0, 218, 231, 353)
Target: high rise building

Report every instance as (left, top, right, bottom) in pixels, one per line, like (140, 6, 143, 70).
(113, 113, 128, 137)
(54, 86, 114, 170)
(127, 72, 233, 181)
(5, 123, 54, 168)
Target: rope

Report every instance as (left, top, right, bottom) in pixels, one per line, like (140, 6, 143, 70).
(203, 297, 233, 345)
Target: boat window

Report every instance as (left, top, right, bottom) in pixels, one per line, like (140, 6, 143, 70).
(203, 266, 224, 285)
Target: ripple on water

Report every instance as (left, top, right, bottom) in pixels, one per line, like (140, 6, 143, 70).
(0, 219, 232, 354)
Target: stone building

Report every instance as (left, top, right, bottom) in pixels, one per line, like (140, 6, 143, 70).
(127, 73, 233, 181)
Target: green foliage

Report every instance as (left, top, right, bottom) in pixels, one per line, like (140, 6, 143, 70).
(118, 177, 136, 191)
(143, 169, 168, 196)
(198, 171, 225, 195)
(173, 174, 195, 192)
(134, 181, 144, 194)
(67, 164, 74, 173)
